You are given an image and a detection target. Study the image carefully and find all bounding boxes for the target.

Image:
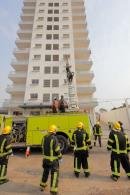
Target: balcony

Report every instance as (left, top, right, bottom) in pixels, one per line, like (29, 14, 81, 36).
(24, 0, 36, 7)
(11, 60, 28, 71)
(75, 60, 92, 70)
(6, 85, 25, 95)
(77, 84, 96, 94)
(78, 98, 98, 108)
(22, 6, 35, 14)
(76, 71, 94, 82)
(73, 20, 87, 25)
(15, 38, 31, 49)
(17, 29, 32, 39)
(8, 71, 27, 83)
(21, 12, 34, 20)
(2, 99, 24, 108)
(19, 21, 33, 29)
(72, 12, 85, 17)
(74, 39, 90, 47)
(13, 48, 30, 60)
(75, 49, 91, 60)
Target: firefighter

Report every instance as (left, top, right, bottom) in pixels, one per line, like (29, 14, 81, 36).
(93, 121, 102, 147)
(72, 122, 92, 178)
(0, 126, 12, 184)
(40, 125, 62, 195)
(107, 122, 130, 181)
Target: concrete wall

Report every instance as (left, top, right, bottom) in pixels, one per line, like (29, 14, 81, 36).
(100, 107, 130, 130)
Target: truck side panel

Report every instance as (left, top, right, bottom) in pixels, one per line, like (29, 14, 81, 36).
(26, 116, 49, 145)
(26, 114, 90, 147)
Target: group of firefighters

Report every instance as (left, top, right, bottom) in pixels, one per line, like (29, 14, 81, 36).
(0, 121, 130, 195)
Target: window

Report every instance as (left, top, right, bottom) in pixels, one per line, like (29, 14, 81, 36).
(54, 17, 59, 21)
(52, 79, 59, 87)
(62, 17, 69, 20)
(52, 94, 59, 100)
(39, 10, 44, 13)
(48, 10, 53, 14)
(62, 3, 68, 6)
(53, 44, 59, 50)
(46, 34, 52, 39)
(63, 34, 69, 38)
(45, 55, 51, 61)
(53, 34, 59, 39)
(47, 17, 53, 21)
(33, 66, 40, 71)
(62, 25, 69, 29)
(62, 10, 68, 13)
(44, 67, 51, 74)
(30, 93, 38, 99)
(37, 17, 44, 21)
(44, 80, 50, 87)
(43, 94, 50, 102)
(33, 55, 41, 60)
(47, 25, 52, 30)
(53, 55, 59, 61)
(54, 25, 59, 30)
(32, 79, 39, 85)
(63, 44, 70, 48)
(54, 10, 59, 14)
(39, 3, 45, 6)
(48, 3, 53, 6)
(35, 44, 42, 48)
(54, 3, 59, 6)
(53, 66, 59, 74)
(37, 25, 43, 29)
(46, 44, 51, 50)
(36, 34, 42, 38)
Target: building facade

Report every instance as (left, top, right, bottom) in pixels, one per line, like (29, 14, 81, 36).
(5, 0, 98, 116)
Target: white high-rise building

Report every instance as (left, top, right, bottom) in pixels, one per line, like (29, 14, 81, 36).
(5, 0, 98, 116)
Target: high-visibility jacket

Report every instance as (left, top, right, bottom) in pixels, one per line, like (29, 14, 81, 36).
(107, 130, 130, 154)
(41, 133, 62, 161)
(72, 128, 92, 151)
(93, 124, 102, 136)
(0, 134, 12, 158)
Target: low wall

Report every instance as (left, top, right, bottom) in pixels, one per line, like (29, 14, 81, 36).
(100, 107, 130, 130)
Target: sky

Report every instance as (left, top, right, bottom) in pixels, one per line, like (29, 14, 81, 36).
(0, 0, 130, 110)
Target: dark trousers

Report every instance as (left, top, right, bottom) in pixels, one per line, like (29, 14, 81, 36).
(74, 150, 89, 174)
(40, 159, 59, 193)
(111, 152, 130, 178)
(0, 157, 8, 182)
(94, 135, 101, 147)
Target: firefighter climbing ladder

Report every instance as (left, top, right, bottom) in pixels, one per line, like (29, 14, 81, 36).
(64, 57, 79, 111)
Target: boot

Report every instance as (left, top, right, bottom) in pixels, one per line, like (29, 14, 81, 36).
(110, 175, 118, 181)
(74, 172, 79, 178)
(85, 172, 90, 178)
(0, 179, 9, 185)
(50, 192, 58, 195)
(40, 183, 47, 191)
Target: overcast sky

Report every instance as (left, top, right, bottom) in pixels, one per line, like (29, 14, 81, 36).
(0, 0, 130, 110)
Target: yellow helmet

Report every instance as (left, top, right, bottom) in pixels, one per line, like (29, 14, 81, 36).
(114, 122, 121, 131)
(3, 126, 11, 134)
(48, 125, 57, 133)
(77, 122, 84, 129)
(96, 121, 100, 125)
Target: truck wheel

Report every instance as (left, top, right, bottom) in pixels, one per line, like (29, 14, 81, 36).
(57, 135, 68, 154)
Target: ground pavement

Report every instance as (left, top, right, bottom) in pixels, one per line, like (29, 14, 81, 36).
(0, 127, 130, 195)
